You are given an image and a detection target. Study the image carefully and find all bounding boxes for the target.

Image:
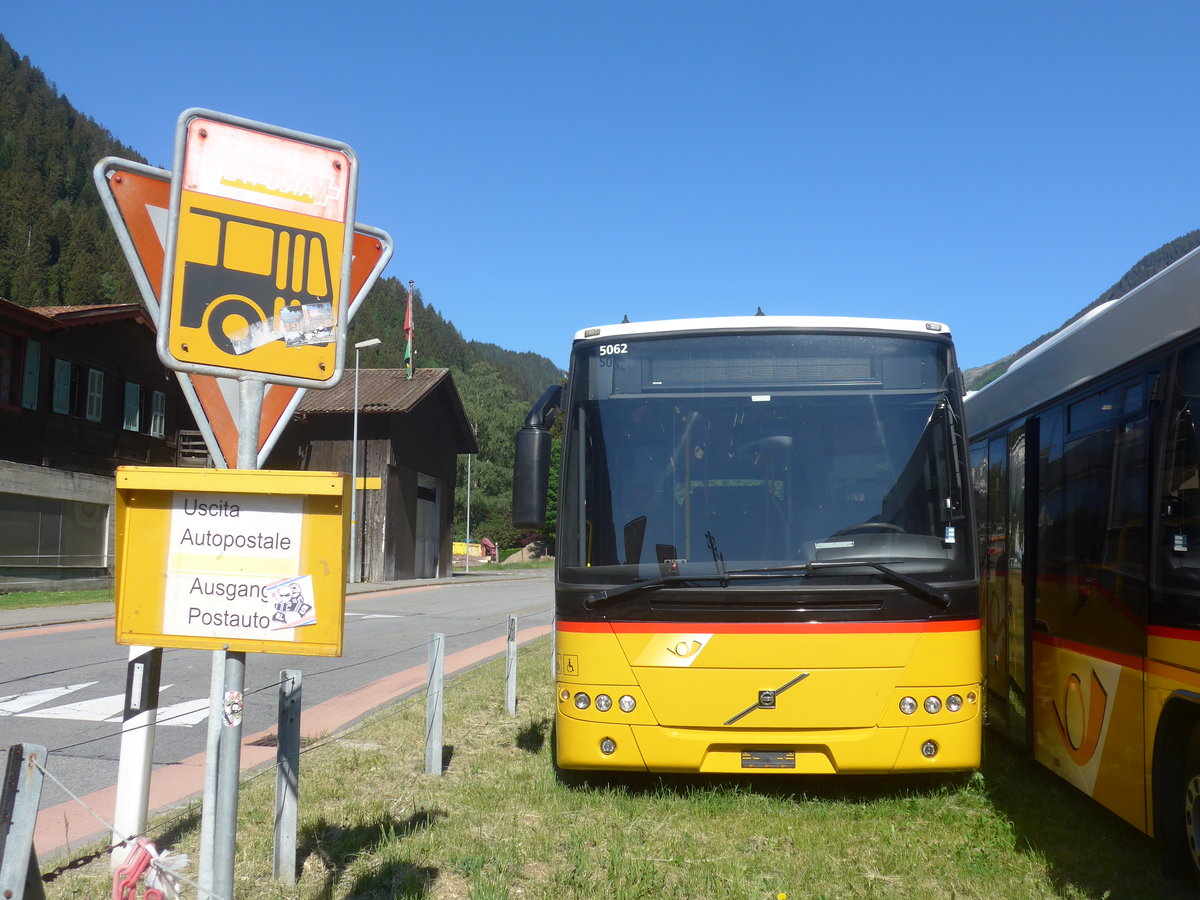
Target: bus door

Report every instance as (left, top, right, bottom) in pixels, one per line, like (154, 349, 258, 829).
(984, 434, 1010, 731)
(1006, 421, 1035, 748)
(981, 424, 1034, 747)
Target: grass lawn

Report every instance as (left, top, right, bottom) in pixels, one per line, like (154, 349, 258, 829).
(41, 636, 1193, 899)
(0, 589, 112, 610)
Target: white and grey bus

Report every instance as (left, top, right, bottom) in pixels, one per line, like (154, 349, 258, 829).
(965, 243, 1200, 877)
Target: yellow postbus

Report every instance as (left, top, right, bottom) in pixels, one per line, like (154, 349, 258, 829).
(964, 243, 1200, 879)
(514, 315, 981, 775)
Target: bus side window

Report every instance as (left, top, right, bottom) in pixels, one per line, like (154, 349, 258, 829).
(1163, 350, 1200, 586)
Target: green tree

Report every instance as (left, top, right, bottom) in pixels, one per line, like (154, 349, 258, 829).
(451, 360, 532, 552)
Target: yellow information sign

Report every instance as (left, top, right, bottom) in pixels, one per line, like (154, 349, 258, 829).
(114, 467, 348, 656)
(158, 111, 357, 385)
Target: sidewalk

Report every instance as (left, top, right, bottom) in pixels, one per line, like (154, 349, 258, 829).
(0, 568, 546, 632)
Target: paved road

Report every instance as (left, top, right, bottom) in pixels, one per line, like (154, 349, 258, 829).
(0, 571, 553, 858)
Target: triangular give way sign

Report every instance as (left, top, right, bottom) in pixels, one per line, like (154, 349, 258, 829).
(94, 157, 393, 467)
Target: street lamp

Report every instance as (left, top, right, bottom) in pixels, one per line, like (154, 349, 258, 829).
(350, 337, 381, 583)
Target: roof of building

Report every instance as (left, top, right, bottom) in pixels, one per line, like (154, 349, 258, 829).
(298, 367, 478, 453)
(32, 304, 152, 327)
(0, 299, 152, 330)
(297, 367, 448, 413)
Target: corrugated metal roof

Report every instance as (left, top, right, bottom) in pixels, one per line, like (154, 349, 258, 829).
(297, 367, 452, 414)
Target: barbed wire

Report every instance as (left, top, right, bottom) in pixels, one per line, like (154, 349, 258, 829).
(0, 645, 193, 691)
(33, 624, 551, 887)
(41, 605, 551, 756)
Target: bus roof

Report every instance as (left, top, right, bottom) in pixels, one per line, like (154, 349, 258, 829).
(964, 243, 1200, 438)
(572, 315, 951, 344)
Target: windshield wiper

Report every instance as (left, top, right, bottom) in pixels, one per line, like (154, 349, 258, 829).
(706, 531, 729, 586)
(581, 559, 951, 611)
(583, 530, 732, 610)
(808, 560, 951, 609)
(581, 574, 708, 610)
(724, 559, 951, 609)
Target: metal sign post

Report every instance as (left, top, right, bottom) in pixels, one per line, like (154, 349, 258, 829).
(96, 107, 392, 900)
(210, 378, 263, 900)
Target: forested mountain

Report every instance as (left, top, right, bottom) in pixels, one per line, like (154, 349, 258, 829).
(964, 230, 1200, 391)
(345, 277, 563, 547)
(0, 35, 144, 306)
(0, 33, 564, 550)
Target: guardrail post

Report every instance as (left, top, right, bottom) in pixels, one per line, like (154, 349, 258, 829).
(274, 669, 301, 884)
(425, 633, 444, 775)
(0, 743, 48, 900)
(506, 615, 518, 716)
(112, 645, 162, 867)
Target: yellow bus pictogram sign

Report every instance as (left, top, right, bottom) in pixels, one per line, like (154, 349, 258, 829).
(114, 466, 349, 656)
(157, 111, 357, 386)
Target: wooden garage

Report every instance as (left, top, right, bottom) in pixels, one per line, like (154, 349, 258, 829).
(266, 368, 477, 582)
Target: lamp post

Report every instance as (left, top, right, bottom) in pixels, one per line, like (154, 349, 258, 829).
(350, 337, 381, 583)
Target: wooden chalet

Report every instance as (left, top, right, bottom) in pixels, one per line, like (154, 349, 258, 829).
(0, 298, 193, 588)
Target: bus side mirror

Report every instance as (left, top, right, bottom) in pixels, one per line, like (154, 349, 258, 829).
(512, 385, 562, 530)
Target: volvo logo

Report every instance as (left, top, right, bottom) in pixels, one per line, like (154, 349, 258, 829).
(724, 673, 810, 725)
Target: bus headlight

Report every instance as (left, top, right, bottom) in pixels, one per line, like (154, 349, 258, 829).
(921, 740, 939, 758)
(924, 696, 942, 714)
(619, 695, 637, 713)
(574, 692, 591, 710)
(946, 694, 963, 713)
(595, 694, 613, 712)
(600, 737, 617, 755)
(899, 696, 918, 715)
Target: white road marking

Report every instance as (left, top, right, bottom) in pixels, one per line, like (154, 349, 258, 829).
(154, 699, 211, 727)
(21, 690, 130, 721)
(13, 683, 209, 726)
(0, 682, 98, 715)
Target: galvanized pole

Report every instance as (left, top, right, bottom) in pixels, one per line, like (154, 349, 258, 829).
(350, 345, 361, 584)
(209, 377, 265, 900)
(197, 648, 225, 894)
(274, 669, 301, 884)
(425, 633, 444, 775)
(350, 338, 380, 585)
(465, 451, 471, 573)
(506, 615, 518, 716)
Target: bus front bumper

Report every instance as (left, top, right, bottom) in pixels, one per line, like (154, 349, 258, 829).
(555, 715, 981, 774)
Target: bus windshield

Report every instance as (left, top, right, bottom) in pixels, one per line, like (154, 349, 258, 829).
(559, 331, 972, 586)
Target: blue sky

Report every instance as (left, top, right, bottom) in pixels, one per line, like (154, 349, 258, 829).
(5, 2, 1200, 371)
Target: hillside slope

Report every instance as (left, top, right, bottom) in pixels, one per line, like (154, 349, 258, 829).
(964, 230, 1200, 391)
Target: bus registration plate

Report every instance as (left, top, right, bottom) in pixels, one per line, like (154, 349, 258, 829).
(741, 750, 795, 769)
